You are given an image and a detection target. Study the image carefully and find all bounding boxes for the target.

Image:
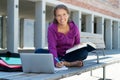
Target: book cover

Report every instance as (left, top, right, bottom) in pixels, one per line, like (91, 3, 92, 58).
(66, 42, 96, 54)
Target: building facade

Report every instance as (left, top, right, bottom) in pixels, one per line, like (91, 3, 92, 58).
(0, 0, 120, 53)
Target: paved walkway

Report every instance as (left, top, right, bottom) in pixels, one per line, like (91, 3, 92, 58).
(60, 49, 120, 80)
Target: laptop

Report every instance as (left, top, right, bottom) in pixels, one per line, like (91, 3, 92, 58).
(20, 53, 55, 73)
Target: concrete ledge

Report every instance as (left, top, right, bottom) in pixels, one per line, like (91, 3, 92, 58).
(0, 50, 120, 80)
(0, 55, 120, 80)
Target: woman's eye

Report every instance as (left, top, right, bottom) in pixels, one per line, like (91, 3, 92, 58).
(56, 15, 61, 18)
(63, 14, 68, 17)
(63, 14, 66, 16)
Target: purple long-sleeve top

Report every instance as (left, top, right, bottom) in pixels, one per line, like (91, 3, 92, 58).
(47, 21, 80, 64)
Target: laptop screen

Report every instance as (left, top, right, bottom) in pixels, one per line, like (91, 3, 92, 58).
(0, 57, 21, 65)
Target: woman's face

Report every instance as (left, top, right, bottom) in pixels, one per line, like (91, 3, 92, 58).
(55, 8, 69, 26)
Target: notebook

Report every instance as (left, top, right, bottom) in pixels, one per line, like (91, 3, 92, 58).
(0, 57, 22, 68)
(0, 57, 21, 65)
(20, 53, 68, 73)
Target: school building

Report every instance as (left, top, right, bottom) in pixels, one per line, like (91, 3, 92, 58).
(0, 0, 120, 53)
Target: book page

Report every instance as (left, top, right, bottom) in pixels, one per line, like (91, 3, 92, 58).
(85, 42, 96, 48)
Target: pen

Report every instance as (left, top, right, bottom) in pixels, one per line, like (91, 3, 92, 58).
(55, 57, 60, 63)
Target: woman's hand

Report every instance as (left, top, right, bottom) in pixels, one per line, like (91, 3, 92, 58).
(55, 61, 64, 68)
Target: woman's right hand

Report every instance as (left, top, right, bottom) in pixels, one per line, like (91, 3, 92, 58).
(55, 61, 64, 68)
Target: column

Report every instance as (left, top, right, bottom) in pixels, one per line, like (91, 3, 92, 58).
(1, 16, 7, 49)
(0, 16, 1, 48)
(96, 17, 104, 35)
(105, 19, 112, 49)
(112, 21, 119, 49)
(7, 0, 19, 52)
(34, 1, 46, 48)
(19, 18, 24, 48)
(72, 11, 81, 32)
(118, 22, 120, 49)
(86, 14, 94, 33)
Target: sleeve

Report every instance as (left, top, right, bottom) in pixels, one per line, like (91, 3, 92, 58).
(74, 25, 80, 45)
(47, 27, 58, 64)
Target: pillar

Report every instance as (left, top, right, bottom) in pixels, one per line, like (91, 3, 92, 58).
(96, 17, 104, 35)
(72, 11, 81, 32)
(34, 1, 46, 48)
(1, 16, 7, 49)
(86, 14, 94, 33)
(112, 21, 119, 49)
(7, 0, 19, 52)
(105, 19, 112, 49)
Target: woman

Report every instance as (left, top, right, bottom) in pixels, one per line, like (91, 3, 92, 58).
(47, 4, 95, 68)
(35, 4, 95, 68)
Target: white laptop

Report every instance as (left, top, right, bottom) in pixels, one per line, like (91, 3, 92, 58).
(20, 53, 68, 73)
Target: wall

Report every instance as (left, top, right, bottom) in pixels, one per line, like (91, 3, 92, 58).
(59, 0, 120, 18)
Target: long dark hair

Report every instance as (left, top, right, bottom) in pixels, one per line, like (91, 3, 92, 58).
(53, 4, 70, 23)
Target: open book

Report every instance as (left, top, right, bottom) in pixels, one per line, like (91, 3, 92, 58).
(66, 42, 96, 54)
